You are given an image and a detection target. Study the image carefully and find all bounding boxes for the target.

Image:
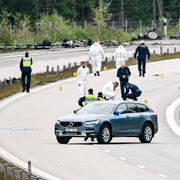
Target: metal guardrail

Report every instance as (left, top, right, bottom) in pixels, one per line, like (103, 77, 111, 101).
(0, 46, 74, 49)
(0, 162, 43, 180)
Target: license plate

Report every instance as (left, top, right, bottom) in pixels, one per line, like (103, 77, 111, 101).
(65, 128, 77, 132)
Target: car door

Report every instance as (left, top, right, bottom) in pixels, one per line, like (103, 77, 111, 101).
(126, 103, 145, 135)
(131, 103, 150, 135)
(110, 103, 132, 136)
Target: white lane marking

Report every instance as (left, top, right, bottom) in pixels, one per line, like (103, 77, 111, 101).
(136, 165, 145, 169)
(104, 150, 110, 153)
(119, 157, 127, 161)
(166, 97, 180, 136)
(158, 174, 167, 178)
(149, 78, 153, 80)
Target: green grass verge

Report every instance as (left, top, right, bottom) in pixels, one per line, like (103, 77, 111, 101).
(0, 52, 180, 101)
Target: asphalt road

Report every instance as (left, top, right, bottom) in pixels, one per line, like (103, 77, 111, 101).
(1, 57, 180, 179)
(0, 39, 180, 80)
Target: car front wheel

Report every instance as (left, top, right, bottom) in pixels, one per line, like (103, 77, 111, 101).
(97, 125, 112, 144)
(56, 136, 70, 144)
(139, 124, 153, 143)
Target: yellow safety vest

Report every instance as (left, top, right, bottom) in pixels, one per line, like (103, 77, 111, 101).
(23, 57, 31, 67)
(98, 97, 105, 101)
(84, 94, 97, 105)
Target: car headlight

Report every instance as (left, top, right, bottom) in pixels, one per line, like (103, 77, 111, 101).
(56, 120, 60, 124)
(85, 120, 100, 125)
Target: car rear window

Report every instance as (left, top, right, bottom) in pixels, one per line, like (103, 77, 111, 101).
(136, 104, 149, 112)
(126, 103, 139, 113)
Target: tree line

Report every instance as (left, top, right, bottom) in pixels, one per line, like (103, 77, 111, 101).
(0, 0, 179, 23)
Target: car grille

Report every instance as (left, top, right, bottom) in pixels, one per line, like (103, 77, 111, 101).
(60, 122, 83, 127)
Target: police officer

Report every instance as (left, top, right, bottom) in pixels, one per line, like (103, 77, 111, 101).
(78, 88, 97, 107)
(97, 92, 105, 100)
(117, 63, 131, 100)
(125, 82, 142, 101)
(134, 40, 150, 77)
(20, 52, 33, 93)
(89, 39, 104, 76)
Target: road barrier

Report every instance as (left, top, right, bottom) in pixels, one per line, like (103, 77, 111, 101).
(0, 162, 43, 180)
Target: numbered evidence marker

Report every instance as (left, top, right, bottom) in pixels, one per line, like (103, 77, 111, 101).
(144, 100, 147, 104)
(161, 74, 164, 78)
(74, 72, 77, 77)
(104, 66, 107, 71)
(178, 86, 180, 90)
(60, 87, 63, 91)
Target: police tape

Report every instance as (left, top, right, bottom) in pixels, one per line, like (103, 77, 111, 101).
(0, 127, 52, 130)
(0, 45, 75, 49)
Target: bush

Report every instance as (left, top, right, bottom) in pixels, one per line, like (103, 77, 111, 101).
(0, 28, 14, 45)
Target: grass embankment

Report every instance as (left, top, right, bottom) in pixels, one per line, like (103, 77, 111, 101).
(0, 52, 180, 101)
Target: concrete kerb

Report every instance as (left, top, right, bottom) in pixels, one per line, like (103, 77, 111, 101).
(166, 97, 180, 137)
(1, 58, 180, 179)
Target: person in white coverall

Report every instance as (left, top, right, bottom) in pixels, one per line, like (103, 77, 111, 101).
(89, 39, 104, 76)
(114, 43, 128, 69)
(77, 61, 89, 97)
(102, 81, 119, 100)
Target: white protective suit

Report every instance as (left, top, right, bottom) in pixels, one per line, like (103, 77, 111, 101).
(114, 45, 128, 69)
(89, 42, 104, 74)
(102, 81, 115, 100)
(77, 66, 89, 97)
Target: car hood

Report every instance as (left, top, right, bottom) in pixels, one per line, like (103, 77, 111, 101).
(58, 114, 110, 122)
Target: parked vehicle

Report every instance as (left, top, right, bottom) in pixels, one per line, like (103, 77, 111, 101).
(54, 101, 158, 144)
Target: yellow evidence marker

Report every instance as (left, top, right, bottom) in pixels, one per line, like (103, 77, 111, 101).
(74, 72, 77, 77)
(178, 86, 180, 90)
(104, 66, 107, 71)
(144, 100, 147, 104)
(161, 74, 164, 78)
(60, 87, 63, 91)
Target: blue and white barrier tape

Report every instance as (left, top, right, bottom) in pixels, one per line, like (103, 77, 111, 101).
(0, 127, 52, 130)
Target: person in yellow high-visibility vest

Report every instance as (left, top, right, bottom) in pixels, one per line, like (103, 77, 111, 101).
(78, 89, 97, 107)
(20, 52, 33, 93)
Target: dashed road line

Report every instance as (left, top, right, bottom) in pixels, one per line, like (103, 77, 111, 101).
(158, 174, 167, 178)
(119, 157, 127, 161)
(136, 165, 145, 169)
(104, 150, 110, 153)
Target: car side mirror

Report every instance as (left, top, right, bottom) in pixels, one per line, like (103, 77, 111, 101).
(117, 109, 125, 115)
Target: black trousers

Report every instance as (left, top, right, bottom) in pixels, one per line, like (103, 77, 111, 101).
(21, 71, 31, 90)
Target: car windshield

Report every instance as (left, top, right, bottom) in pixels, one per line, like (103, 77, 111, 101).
(77, 103, 115, 114)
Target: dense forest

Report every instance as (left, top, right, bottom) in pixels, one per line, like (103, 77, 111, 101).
(0, 0, 179, 23)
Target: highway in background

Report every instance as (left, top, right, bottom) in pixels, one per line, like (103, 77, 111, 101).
(0, 39, 180, 80)
(1, 57, 180, 179)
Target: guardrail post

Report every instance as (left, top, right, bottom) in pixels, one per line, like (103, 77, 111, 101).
(0, 80, 2, 88)
(68, 63, 71, 71)
(28, 160, 31, 180)
(19, 171, 23, 180)
(105, 57, 108, 66)
(174, 47, 176, 53)
(4, 164, 8, 179)
(167, 49, 169, 53)
(51, 67, 54, 75)
(12, 167, 16, 180)
(63, 65, 66, 72)
(57, 65, 59, 73)
(153, 50, 156, 57)
(9, 77, 12, 87)
(37, 177, 41, 180)
(87, 60, 89, 67)
(74, 62, 77, 70)
(46, 65, 49, 76)
(0, 162, 1, 174)
(160, 43, 163, 56)
(112, 56, 114, 61)
(4, 78, 7, 86)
